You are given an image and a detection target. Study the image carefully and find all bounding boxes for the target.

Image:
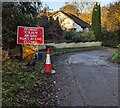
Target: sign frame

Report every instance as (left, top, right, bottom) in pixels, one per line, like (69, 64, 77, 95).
(17, 26, 44, 45)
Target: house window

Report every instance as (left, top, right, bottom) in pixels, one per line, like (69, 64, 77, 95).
(69, 28, 76, 31)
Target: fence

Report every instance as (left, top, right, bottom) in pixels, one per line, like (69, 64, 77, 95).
(39, 41, 102, 49)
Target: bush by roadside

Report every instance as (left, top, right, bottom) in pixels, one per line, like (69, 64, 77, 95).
(102, 30, 119, 48)
(63, 31, 96, 43)
(111, 44, 120, 63)
(80, 31, 96, 42)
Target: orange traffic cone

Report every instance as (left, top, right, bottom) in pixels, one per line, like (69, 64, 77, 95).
(41, 48, 55, 74)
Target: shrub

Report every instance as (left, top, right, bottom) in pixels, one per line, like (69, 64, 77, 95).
(63, 31, 96, 43)
(72, 35, 86, 43)
(63, 31, 77, 41)
(111, 44, 120, 63)
(80, 31, 96, 42)
(102, 30, 119, 48)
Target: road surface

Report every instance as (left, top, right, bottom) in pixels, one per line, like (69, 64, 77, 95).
(53, 48, 119, 106)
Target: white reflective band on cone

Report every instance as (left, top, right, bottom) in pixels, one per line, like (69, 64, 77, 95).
(46, 54, 51, 64)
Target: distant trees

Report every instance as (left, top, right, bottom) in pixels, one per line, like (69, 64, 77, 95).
(105, 2, 120, 31)
(60, 2, 94, 25)
(101, 2, 120, 47)
(91, 3, 102, 41)
(60, 2, 94, 15)
(71, 0, 94, 14)
(60, 4, 79, 16)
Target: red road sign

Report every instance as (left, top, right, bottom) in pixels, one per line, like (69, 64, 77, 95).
(17, 26, 44, 45)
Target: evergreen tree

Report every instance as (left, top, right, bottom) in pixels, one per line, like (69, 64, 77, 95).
(2, 2, 41, 49)
(92, 3, 102, 41)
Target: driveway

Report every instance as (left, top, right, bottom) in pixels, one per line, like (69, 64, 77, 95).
(53, 48, 119, 106)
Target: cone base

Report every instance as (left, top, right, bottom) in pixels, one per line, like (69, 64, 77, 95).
(41, 70, 56, 75)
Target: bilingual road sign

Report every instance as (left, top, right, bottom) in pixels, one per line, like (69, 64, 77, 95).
(17, 26, 44, 45)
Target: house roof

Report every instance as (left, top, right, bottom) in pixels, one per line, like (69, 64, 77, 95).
(53, 11, 90, 29)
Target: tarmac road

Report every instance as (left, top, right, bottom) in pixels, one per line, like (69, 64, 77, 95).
(53, 48, 119, 106)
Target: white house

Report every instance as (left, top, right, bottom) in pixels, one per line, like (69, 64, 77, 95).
(52, 11, 90, 32)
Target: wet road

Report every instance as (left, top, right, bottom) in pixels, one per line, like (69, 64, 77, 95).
(53, 49, 119, 106)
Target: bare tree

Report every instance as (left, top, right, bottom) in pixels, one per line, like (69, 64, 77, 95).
(72, 0, 95, 13)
